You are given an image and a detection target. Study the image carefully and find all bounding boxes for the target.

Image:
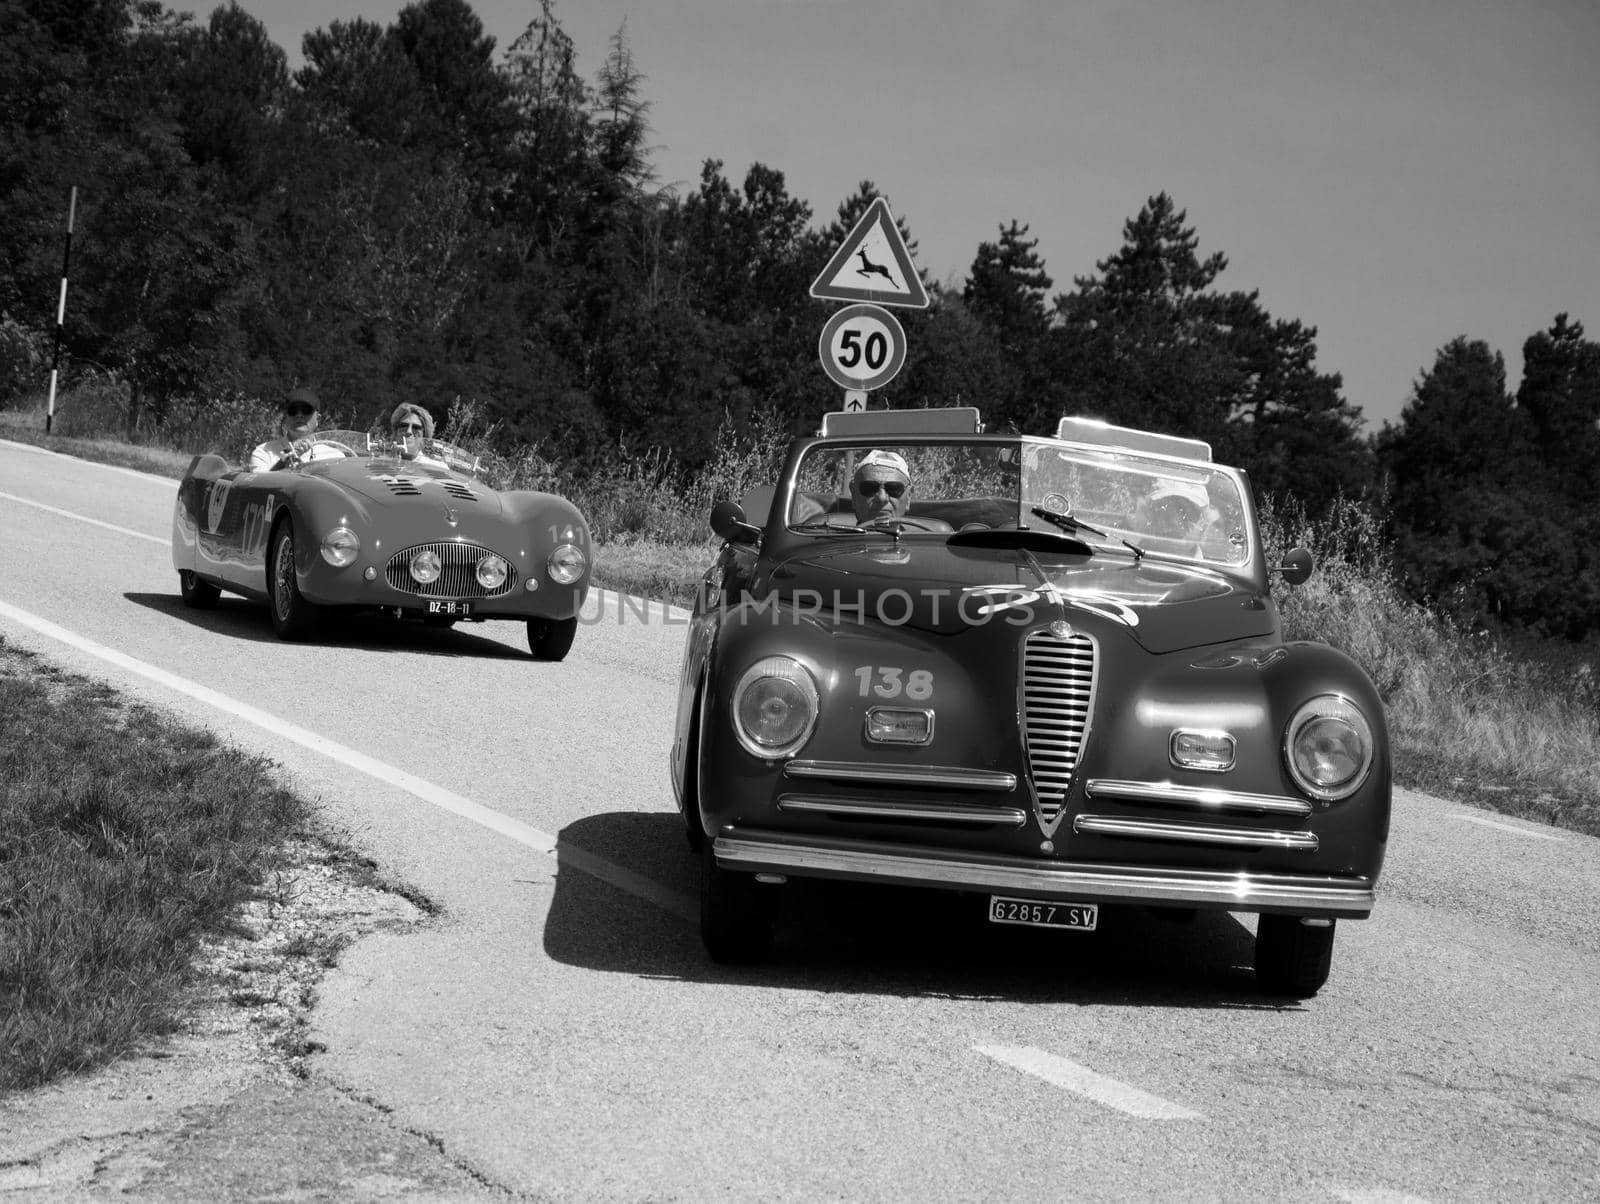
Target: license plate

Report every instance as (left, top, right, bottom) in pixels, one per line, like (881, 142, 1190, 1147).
(988, 895, 1098, 931)
(427, 600, 472, 617)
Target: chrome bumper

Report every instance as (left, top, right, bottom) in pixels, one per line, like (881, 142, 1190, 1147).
(714, 829, 1376, 917)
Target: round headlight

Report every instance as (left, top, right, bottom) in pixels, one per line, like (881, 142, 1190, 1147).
(320, 526, 361, 567)
(547, 543, 587, 585)
(732, 656, 820, 759)
(410, 548, 442, 584)
(476, 554, 508, 589)
(1284, 695, 1375, 801)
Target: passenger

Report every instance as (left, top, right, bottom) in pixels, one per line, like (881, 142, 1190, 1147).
(249, 387, 329, 471)
(851, 449, 912, 524)
(389, 402, 441, 464)
(1143, 480, 1210, 539)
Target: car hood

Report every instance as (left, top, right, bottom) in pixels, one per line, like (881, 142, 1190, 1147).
(763, 540, 1275, 653)
(308, 459, 507, 518)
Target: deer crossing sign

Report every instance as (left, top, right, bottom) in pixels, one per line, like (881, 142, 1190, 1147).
(809, 197, 929, 309)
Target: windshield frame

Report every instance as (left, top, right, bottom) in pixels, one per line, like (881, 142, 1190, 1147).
(762, 432, 1261, 579)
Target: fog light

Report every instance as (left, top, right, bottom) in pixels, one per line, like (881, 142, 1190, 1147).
(865, 707, 934, 745)
(410, 549, 441, 584)
(363, 566, 377, 581)
(1171, 729, 1235, 772)
(476, 555, 508, 589)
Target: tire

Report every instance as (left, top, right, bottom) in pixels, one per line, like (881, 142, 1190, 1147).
(527, 615, 577, 661)
(268, 520, 320, 641)
(680, 690, 706, 854)
(178, 569, 221, 610)
(700, 841, 778, 964)
(1254, 914, 1336, 997)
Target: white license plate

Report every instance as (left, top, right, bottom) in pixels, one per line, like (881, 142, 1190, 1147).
(427, 600, 472, 617)
(988, 895, 1098, 931)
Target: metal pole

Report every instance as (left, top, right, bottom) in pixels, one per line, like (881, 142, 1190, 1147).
(44, 185, 77, 434)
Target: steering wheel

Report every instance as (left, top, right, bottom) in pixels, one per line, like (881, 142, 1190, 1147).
(310, 439, 360, 458)
(874, 516, 954, 534)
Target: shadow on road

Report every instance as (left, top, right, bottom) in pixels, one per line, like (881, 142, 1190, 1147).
(545, 811, 1287, 1010)
(123, 591, 529, 659)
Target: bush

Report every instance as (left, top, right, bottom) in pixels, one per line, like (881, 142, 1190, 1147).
(0, 313, 49, 407)
(50, 370, 131, 438)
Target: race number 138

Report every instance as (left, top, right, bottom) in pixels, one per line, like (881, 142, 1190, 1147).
(818, 303, 906, 392)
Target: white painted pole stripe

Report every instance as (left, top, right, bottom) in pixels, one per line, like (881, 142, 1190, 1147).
(1447, 813, 1563, 842)
(0, 598, 698, 923)
(974, 1044, 1202, 1120)
(0, 490, 166, 544)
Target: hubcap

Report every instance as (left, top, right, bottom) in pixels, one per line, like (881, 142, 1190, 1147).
(274, 534, 293, 618)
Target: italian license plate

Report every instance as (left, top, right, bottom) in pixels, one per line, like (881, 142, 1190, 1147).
(988, 895, 1098, 931)
(427, 600, 472, 617)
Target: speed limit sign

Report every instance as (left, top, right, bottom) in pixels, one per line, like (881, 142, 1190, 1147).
(818, 303, 906, 392)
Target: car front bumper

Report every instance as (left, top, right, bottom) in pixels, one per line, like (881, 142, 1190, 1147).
(714, 827, 1376, 917)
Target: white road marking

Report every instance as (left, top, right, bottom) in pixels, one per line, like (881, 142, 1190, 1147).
(1329, 1187, 1435, 1204)
(974, 1044, 1203, 1119)
(1447, 813, 1563, 842)
(0, 437, 179, 485)
(0, 598, 698, 923)
(0, 490, 167, 545)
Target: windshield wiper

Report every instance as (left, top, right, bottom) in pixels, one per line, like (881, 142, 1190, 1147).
(1030, 506, 1144, 561)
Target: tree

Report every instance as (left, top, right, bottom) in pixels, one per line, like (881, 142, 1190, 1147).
(1517, 314, 1600, 504)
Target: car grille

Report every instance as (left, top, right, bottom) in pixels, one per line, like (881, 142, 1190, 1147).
(1020, 628, 1097, 834)
(385, 542, 518, 598)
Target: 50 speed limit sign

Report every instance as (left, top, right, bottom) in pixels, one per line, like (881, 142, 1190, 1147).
(818, 303, 906, 392)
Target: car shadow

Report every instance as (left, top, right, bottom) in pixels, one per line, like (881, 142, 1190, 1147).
(543, 811, 1293, 1010)
(122, 591, 530, 659)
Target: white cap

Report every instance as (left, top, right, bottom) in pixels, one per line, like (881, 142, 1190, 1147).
(1151, 479, 1208, 509)
(855, 449, 910, 480)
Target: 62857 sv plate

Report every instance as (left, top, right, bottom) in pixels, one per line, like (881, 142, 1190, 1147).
(988, 895, 1098, 931)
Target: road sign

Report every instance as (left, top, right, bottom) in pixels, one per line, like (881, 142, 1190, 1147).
(809, 197, 929, 309)
(843, 390, 868, 411)
(818, 304, 906, 392)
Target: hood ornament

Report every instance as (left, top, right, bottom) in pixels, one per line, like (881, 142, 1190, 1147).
(1048, 619, 1074, 640)
(443, 506, 459, 527)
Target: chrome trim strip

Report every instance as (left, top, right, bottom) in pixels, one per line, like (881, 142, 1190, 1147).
(783, 760, 1017, 791)
(1074, 814, 1318, 852)
(777, 794, 1028, 828)
(1085, 779, 1313, 817)
(715, 833, 1373, 916)
(864, 706, 935, 746)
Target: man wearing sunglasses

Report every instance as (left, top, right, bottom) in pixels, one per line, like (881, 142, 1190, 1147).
(850, 448, 913, 524)
(248, 386, 325, 471)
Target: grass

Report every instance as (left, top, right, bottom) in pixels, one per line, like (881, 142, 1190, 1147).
(0, 639, 311, 1091)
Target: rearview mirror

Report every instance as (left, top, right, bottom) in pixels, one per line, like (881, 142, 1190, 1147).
(710, 500, 761, 545)
(1276, 546, 1314, 587)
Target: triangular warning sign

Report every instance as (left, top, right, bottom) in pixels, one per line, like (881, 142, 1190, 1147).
(809, 197, 929, 309)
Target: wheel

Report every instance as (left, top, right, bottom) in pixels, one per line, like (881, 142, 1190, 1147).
(527, 615, 577, 661)
(268, 521, 320, 640)
(701, 842, 778, 964)
(1254, 914, 1336, 997)
(178, 569, 221, 609)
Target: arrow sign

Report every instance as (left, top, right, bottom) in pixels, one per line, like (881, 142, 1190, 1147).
(818, 304, 906, 391)
(809, 197, 929, 309)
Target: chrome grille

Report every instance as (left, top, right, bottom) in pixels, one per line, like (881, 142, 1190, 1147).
(385, 542, 518, 598)
(1020, 628, 1097, 833)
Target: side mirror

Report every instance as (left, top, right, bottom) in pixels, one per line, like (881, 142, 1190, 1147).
(1276, 546, 1314, 587)
(710, 499, 761, 545)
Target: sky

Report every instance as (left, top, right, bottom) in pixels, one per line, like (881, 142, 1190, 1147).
(254, 0, 1600, 432)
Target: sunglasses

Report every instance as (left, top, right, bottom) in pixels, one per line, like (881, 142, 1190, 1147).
(285, 406, 315, 417)
(856, 480, 906, 498)
(398, 421, 425, 433)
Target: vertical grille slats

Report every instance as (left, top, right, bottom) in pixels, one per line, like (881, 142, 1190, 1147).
(1021, 630, 1097, 833)
(385, 542, 519, 599)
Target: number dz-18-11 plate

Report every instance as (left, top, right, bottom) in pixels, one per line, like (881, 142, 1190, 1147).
(427, 600, 472, 617)
(988, 895, 1098, 931)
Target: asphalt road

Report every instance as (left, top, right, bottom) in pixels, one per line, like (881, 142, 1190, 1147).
(1, 438, 1597, 1202)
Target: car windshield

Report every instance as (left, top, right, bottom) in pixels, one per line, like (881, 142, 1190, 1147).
(291, 429, 486, 481)
(784, 437, 1250, 566)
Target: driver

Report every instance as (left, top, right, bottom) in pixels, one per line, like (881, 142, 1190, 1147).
(249, 387, 341, 471)
(851, 449, 912, 523)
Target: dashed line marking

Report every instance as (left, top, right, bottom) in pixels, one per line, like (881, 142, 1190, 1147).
(974, 1044, 1202, 1119)
(1447, 813, 1563, 842)
(1328, 1187, 1435, 1204)
(0, 598, 698, 923)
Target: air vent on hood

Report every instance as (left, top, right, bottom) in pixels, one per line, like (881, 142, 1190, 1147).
(370, 474, 422, 496)
(441, 482, 477, 501)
